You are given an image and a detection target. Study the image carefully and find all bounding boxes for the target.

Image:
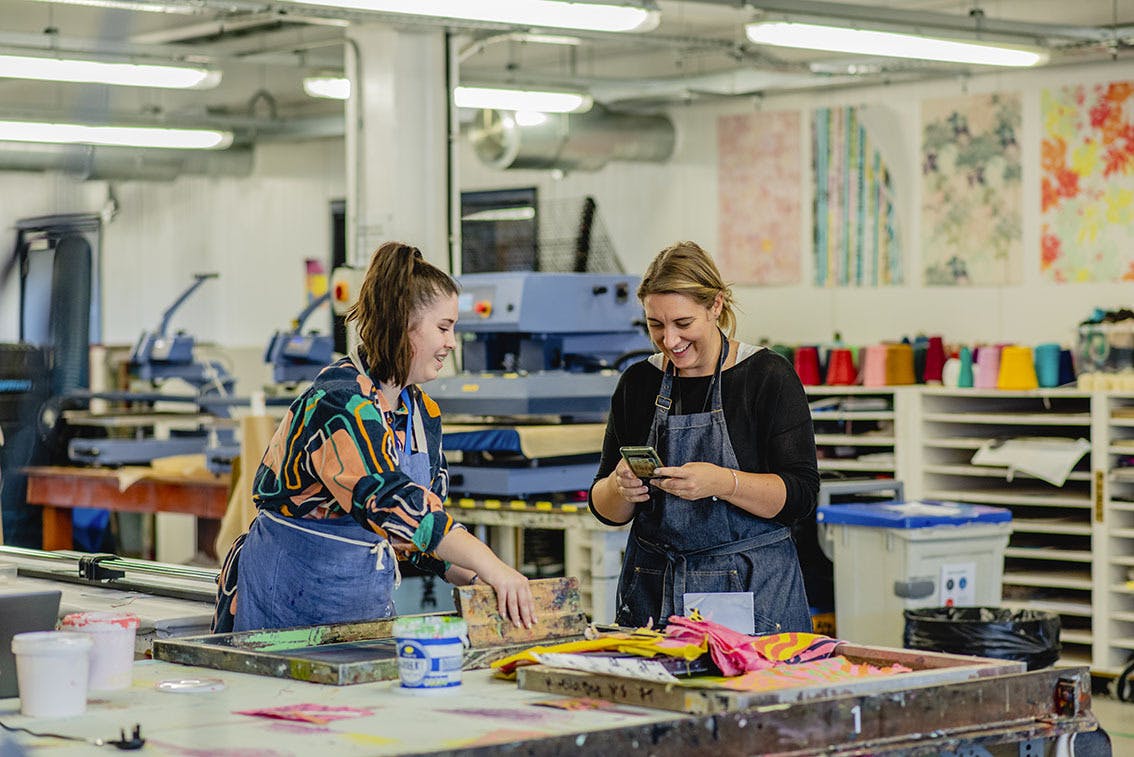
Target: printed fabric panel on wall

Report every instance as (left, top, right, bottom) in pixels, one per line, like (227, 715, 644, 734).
(812, 105, 904, 287)
(1041, 80, 1134, 283)
(921, 92, 1023, 286)
(717, 110, 802, 285)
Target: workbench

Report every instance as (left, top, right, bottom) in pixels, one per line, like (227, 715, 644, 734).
(0, 657, 1100, 755)
(23, 466, 229, 560)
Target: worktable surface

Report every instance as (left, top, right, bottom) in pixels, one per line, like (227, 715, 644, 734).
(0, 661, 673, 755)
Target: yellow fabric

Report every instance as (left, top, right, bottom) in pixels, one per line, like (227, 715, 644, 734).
(215, 415, 278, 559)
(491, 630, 708, 679)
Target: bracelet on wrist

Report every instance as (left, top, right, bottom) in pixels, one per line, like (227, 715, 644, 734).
(728, 468, 739, 498)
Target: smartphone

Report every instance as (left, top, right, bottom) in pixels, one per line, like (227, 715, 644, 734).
(619, 445, 664, 480)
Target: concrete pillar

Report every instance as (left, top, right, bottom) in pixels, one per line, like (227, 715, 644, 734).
(344, 25, 452, 271)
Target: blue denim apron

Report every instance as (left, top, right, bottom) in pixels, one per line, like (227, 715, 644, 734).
(615, 333, 812, 633)
(233, 362, 432, 631)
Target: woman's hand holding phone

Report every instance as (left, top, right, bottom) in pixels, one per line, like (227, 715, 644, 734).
(613, 459, 652, 503)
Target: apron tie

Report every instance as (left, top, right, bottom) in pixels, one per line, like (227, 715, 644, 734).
(262, 509, 399, 585)
(370, 541, 402, 588)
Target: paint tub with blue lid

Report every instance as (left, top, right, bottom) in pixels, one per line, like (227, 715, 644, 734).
(391, 616, 468, 692)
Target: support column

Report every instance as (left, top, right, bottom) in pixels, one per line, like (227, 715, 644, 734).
(345, 25, 451, 270)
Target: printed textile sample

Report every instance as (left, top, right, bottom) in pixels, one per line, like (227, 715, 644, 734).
(1041, 81, 1134, 282)
(717, 110, 802, 285)
(813, 105, 904, 287)
(921, 92, 1023, 285)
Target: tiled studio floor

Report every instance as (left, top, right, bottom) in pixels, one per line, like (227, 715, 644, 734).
(1092, 693, 1133, 753)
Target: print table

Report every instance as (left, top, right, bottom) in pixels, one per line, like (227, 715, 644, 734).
(23, 465, 229, 557)
(0, 656, 1100, 755)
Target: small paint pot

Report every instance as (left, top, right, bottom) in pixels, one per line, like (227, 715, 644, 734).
(392, 616, 468, 692)
(61, 611, 139, 691)
(12, 631, 92, 717)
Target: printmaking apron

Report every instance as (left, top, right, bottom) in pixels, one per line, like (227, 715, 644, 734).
(615, 332, 813, 634)
(233, 352, 430, 632)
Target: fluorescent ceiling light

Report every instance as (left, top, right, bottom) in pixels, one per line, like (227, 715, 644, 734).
(0, 120, 233, 150)
(455, 86, 592, 113)
(294, 0, 658, 33)
(25, 0, 196, 12)
(304, 76, 351, 100)
(746, 21, 1048, 68)
(462, 206, 536, 222)
(0, 54, 220, 89)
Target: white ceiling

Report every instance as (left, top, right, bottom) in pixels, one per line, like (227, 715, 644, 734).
(3, 0, 1134, 145)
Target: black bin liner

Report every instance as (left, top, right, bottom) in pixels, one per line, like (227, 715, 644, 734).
(903, 607, 1061, 671)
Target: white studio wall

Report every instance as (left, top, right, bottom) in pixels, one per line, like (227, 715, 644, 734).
(0, 138, 345, 395)
(99, 139, 344, 390)
(458, 55, 1134, 350)
(7, 53, 1134, 365)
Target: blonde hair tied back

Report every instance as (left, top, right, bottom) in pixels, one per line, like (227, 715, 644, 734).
(637, 241, 737, 338)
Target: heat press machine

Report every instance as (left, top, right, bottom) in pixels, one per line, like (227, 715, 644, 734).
(263, 293, 334, 385)
(430, 272, 651, 497)
(65, 273, 236, 466)
(194, 293, 335, 474)
(127, 273, 234, 393)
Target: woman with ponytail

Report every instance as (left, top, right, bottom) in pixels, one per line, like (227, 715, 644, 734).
(589, 241, 818, 633)
(214, 242, 534, 632)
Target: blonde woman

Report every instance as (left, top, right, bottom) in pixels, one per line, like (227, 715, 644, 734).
(590, 241, 818, 632)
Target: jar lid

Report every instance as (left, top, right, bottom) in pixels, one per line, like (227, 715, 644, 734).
(11, 631, 93, 655)
(61, 611, 140, 630)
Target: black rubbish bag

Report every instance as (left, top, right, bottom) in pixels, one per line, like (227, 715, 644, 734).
(903, 607, 1061, 671)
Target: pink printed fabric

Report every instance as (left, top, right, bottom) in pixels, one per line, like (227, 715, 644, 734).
(708, 656, 912, 693)
(664, 616, 843, 676)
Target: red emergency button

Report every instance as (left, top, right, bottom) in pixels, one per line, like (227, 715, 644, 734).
(474, 300, 492, 317)
(333, 281, 350, 303)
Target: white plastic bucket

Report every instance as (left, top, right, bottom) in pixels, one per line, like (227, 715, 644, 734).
(60, 611, 140, 691)
(391, 616, 467, 692)
(11, 631, 92, 717)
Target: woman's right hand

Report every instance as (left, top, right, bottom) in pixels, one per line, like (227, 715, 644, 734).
(479, 562, 537, 629)
(613, 459, 651, 503)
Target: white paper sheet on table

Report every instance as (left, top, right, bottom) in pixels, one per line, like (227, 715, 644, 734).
(532, 653, 680, 683)
(970, 437, 1091, 486)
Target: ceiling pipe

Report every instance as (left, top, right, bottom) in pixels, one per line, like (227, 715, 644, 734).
(0, 142, 254, 181)
(467, 105, 675, 172)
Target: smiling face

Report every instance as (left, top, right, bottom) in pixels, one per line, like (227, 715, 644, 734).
(643, 291, 723, 377)
(406, 292, 459, 386)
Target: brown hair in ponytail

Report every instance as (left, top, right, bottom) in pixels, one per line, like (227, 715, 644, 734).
(637, 241, 738, 337)
(346, 241, 458, 387)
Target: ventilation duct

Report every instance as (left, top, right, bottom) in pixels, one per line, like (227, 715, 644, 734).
(0, 142, 255, 181)
(467, 105, 675, 172)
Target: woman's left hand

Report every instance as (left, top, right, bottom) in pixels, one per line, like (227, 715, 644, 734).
(652, 463, 730, 502)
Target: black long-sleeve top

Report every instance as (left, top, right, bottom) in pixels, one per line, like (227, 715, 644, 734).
(589, 345, 819, 528)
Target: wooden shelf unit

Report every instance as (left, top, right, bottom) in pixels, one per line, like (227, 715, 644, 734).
(916, 389, 1096, 671)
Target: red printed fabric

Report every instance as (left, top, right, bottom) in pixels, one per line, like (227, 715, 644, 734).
(664, 616, 843, 676)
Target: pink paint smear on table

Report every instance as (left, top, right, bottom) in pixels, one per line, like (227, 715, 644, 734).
(235, 703, 375, 725)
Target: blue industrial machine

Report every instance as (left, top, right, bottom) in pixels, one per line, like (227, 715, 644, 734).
(127, 273, 234, 393)
(430, 272, 650, 418)
(67, 273, 235, 466)
(263, 293, 334, 385)
(430, 272, 652, 497)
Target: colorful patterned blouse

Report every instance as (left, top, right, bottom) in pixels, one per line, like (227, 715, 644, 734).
(252, 353, 463, 569)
